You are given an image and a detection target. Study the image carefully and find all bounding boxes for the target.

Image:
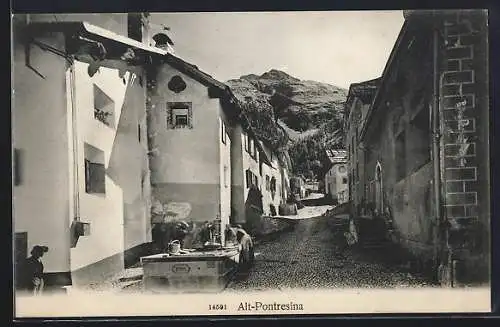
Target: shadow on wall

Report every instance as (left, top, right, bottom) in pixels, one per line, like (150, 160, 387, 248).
(243, 185, 263, 236)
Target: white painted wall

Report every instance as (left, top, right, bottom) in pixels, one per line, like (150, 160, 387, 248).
(12, 33, 71, 273)
(242, 132, 261, 202)
(218, 115, 231, 243)
(260, 144, 284, 215)
(69, 61, 130, 271)
(148, 65, 220, 185)
(325, 164, 348, 203)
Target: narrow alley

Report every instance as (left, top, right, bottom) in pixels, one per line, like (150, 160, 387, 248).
(226, 201, 434, 292)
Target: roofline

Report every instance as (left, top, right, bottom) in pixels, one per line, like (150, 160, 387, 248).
(26, 21, 169, 56)
(24, 20, 272, 165)
(359, 18, 412, 141)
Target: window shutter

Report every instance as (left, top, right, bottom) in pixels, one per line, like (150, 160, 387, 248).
(85, 159, 91, 193)
(94, 162, 106, 194)
(13, 149, 23, 186)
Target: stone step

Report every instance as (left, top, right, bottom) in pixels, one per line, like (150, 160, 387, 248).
(115, 267, 144, 283)
(120, 279, 142, 290)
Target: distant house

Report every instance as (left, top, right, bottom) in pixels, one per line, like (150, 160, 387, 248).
(230, 119, 271, 226)
(347, 10, 489, 286)
(321, 149, 349, 204)
(12, 13, 164, 289)
(259, 141, 288, 216)
(344, 78, 380, 213)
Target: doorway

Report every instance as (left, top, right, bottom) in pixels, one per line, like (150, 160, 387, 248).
(375, 162, 383, 215)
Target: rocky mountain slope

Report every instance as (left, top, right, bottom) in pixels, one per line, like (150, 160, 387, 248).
(226, 69, 347, 179)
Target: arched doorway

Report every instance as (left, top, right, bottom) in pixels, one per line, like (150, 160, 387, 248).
(375, 162, 383, 215)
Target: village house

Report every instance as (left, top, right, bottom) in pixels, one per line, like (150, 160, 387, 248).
(344, 78, 380, 214)
(346, 10, 489, 286)
(12, 12, 295, 292)
(320, 149, 349, 204)
(12, 13, 169, 289)
(146, 51, 292, 239)
(259, 140, 289, 216)
(145, 50, 254, 247)
(229, 118, 275, 226)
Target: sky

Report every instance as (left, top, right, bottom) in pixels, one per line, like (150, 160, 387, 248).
(150, 11, 405, 89)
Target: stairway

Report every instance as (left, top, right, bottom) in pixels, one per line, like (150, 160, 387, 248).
(353, 215, 392, 249)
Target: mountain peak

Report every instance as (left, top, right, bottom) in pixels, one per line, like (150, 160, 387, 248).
(260, 69, 299, 81)
(226, 68, 348, 178)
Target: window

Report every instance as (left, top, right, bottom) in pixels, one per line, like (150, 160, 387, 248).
(270, 177, 277, 193)
(244, 133, 248, 152)
(167, 102, 193, 129)
(221, 120, 227, 144)
(395, 131, 406, 181)
(246, 169, 258, 189)
(13, 148, 23, 186)
(93, 84, 115, 128)
(223, 165, 229, 188)
(246, 169, 251, 188)
(84, 143, 106, 194)
(342, 177, 348, 184)
(138, 124, 141, 142)
(248, 138, 253, 155)
(265, 175, 270, 191)
(408, 103, 431, 171)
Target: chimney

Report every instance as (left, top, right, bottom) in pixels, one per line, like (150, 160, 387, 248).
(152, 32, 174, 52)
(128, 13, 151, 44)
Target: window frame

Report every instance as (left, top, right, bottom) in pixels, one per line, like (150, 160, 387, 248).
(167, 102, 193, 129)
(84, 159, 106, 195)
(221, 120, 227, 145)
(84, 143, 106, 195)
(13, 148, 23, 186)
(223, 165, 229, 188)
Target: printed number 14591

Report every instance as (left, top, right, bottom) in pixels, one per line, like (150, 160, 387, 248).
(209, 304, 227, 310)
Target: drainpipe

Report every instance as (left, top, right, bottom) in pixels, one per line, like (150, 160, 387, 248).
(431, 13, 444, 279)
(69, 63, 81, 223)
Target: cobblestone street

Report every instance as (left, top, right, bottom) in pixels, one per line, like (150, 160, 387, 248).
(225, 211, 435, 292)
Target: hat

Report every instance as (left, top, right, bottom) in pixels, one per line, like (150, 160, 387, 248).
(31, 245, 49, 255)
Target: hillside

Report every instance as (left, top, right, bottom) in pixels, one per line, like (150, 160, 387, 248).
(226, 69, 347, 179)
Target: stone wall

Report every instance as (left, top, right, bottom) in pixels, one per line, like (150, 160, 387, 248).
(438, 10, 489, 285)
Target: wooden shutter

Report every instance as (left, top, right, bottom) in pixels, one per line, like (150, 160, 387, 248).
(13, 149, 23, 186)
(246, 170, 250, 188)
(93, 162, 106, 194)
(85, 159, 91, 193)
(86, 160, 106, 194)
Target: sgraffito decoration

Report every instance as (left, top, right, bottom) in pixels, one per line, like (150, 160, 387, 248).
(168, 75, 187, 93)
(455, 99, 471, 167)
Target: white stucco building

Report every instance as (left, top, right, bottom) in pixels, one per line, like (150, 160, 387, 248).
(322, 149, 349, 204)
(12, 13, 169, 288)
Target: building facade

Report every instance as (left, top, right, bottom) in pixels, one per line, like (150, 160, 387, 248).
(347, 10, 489, 286)
(13, 13, 292, 291)
(321, 150, 349, 204)
(259, 141, 288, 216)
(12, 14, 168, 288)
(344, 79, 380, 214)
(231, 123, 268, 225)
(146, 54, 243, 247)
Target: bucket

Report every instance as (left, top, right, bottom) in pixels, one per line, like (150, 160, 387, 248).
(168, 240, 181, 254)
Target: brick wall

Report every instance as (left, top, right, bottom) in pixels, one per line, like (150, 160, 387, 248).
(439, 10, 489, 284)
